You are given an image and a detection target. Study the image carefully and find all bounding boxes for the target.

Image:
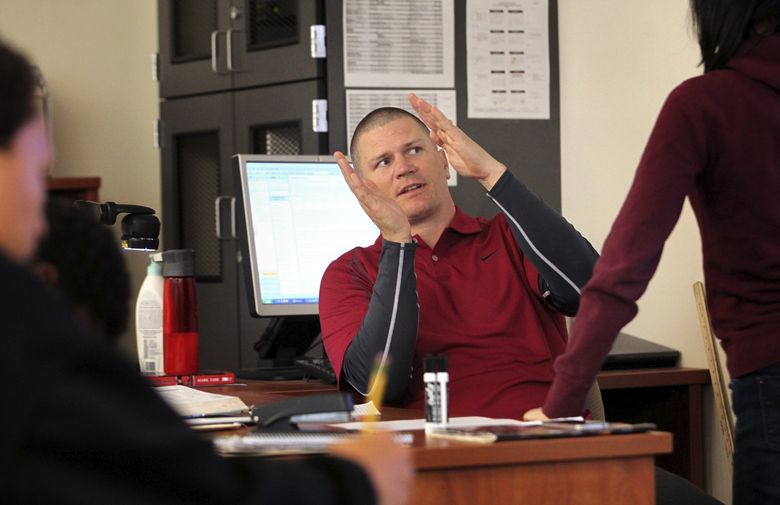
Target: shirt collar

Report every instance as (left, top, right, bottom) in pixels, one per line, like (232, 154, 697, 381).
(447, 206, 483, 235)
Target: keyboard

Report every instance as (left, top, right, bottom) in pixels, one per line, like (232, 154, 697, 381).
(294, 357, 337, 385)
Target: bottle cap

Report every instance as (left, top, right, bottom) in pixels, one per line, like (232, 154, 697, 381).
(424, 354, 447, 373)
(424, 355, 437, 373)
(147, 253, 162, 276)
(162, 249, 195, 277)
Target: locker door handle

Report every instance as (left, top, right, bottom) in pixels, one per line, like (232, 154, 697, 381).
(210, 30, 229, 74)
(215, 196, 236, 240)
(226, 28, 245, 72)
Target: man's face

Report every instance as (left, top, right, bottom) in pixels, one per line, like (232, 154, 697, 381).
(0, 115, 53, 262)
(355, 116, 451, 225)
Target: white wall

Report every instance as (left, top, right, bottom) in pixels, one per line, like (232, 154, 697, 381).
(0, 0, 159, 359)
(558, 1, 730, 501)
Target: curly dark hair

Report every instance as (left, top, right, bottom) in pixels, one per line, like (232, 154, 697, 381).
(0, 39, 36, 148)
(36, 198, 132, 342)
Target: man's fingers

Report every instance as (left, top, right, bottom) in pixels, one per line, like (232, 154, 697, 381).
(333, 153, 380, 210)
(334, 151, 355, 181)
(408, 94, 462, 148)
(411, 94, 448, 129)
(408, 92, 430, 115)
(335, 151, 368, 197)
(409, 93, 439, 130)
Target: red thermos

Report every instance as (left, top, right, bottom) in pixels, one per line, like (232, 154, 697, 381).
(162, 249, 199, 375)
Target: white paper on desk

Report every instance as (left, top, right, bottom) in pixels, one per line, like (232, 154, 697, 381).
(343, 0, 455, 88)
(155, 385, 248, 418)
(333, 416, 531, 431)
(352, 401, 381, 417)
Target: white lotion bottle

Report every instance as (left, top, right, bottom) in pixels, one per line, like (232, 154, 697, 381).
(136, 253, 164, 375)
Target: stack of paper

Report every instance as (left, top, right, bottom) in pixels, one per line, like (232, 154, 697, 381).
(332, 416, 529, 432)
(155, 385, 248, 418)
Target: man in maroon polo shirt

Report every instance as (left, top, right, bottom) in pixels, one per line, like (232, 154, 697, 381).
(320, 95, 722, 505)
(319, 95, 598, 419)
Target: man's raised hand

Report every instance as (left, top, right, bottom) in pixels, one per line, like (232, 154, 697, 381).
(408, 93, 507, 191)
(334, 151, 412, 244)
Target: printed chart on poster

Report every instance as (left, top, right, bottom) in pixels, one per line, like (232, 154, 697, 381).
(467, 0, 550, 119)
(343, 0, 455, 88)
(345, 89, 459, 186)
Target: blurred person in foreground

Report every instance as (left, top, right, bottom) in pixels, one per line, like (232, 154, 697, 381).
(0, 37, 411, 505)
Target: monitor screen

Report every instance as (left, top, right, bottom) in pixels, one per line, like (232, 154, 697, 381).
(235, 155, 378, 317)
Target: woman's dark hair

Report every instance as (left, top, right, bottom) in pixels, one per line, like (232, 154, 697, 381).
(36, 199, 132, 342)
(0, 39, 37, 148)
(690, 0, 780, 72)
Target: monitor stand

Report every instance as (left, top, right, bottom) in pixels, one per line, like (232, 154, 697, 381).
(237, 318, 321, 381)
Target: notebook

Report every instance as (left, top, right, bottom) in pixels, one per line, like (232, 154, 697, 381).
(155, 385, 248, 418)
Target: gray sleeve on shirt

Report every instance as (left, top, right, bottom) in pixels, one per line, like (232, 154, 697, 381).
(341, 240, 419, 402)
(487, 170, 599, 315)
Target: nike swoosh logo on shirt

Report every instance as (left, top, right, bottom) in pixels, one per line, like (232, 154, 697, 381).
(480, 250, 497, 261)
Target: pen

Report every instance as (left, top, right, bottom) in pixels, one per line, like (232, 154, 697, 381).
(364, 356, 387, 429)
(186, 415, 255, 425)
(190, 422, 243, 432)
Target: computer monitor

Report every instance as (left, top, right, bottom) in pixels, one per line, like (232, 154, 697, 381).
(234, 154, 378, 319)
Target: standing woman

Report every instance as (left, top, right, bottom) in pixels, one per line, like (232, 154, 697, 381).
(526, 1, 780, 504)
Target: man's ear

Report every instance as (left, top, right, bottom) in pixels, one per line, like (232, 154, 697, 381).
(438, 149, 450, 179)
(32, 261, 59, 287)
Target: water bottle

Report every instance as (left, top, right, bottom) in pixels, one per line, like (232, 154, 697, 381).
(162, 249, 199, 375)
(136, 253, 164, 375)
(424, 354, 449, 432)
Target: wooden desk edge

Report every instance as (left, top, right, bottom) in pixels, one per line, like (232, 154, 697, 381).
(597, 367, 710, 389)
(413, 431, 672, 470)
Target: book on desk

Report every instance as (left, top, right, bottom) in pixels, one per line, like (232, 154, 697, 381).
(155, 385, 248, 417)
(146, 370, 236, 387)
(426, 420, 657, 444)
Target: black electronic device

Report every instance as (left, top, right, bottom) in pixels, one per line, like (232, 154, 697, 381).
(601, 333, 680, 370)
(233, 154, 377, 380)
(251, 392, 353, 431)
(294, 357, 337, 385)
(74, 200, 161, 251)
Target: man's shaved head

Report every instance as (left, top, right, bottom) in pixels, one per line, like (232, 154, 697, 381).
(350, 107, 430, 171)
